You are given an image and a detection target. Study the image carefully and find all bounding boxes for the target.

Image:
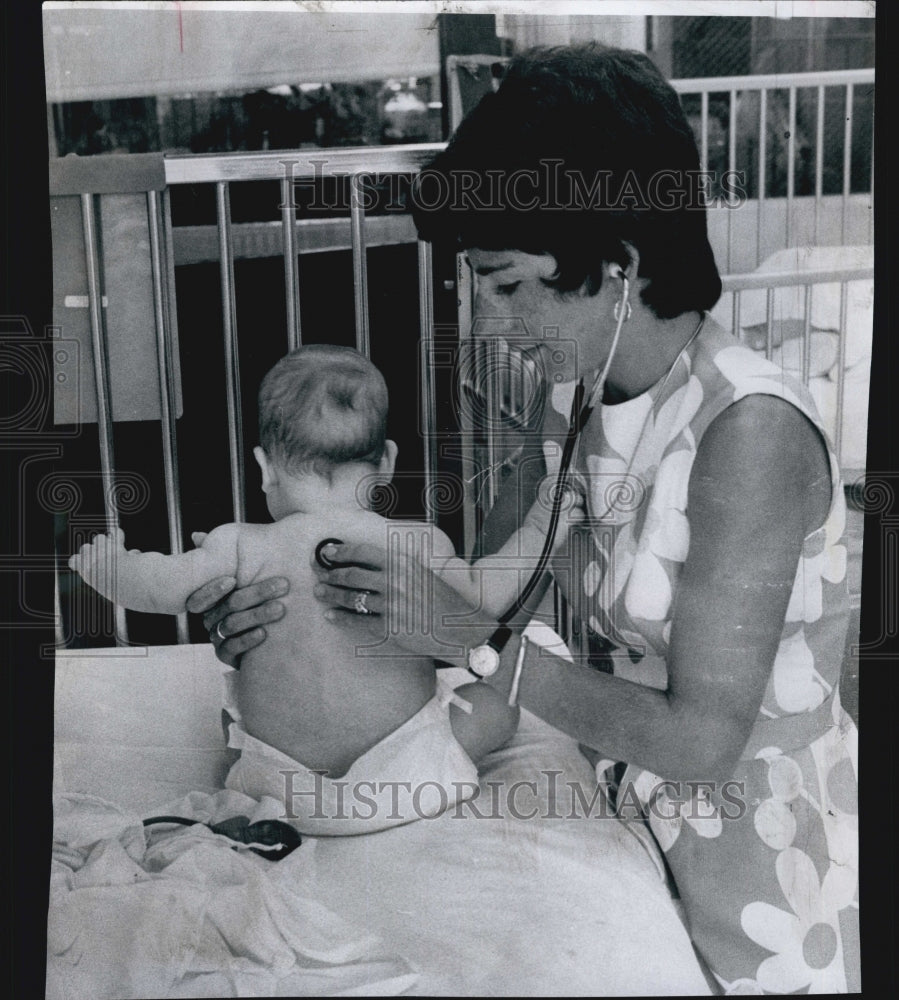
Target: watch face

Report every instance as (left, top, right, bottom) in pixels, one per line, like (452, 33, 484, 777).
(469, 644, 500, 677)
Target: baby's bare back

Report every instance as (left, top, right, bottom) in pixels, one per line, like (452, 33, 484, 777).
(232, 510, 438, 778)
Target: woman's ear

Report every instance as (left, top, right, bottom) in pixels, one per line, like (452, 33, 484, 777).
(378, 440, 398, 482)
(611, 242, 640, 283)
(539, 252, 561, 282)
(253, 446, 277, 494)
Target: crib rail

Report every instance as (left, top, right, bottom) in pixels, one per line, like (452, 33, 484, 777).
(53, 144, 444, 645)
(448, 60, 875, 271)
(53, 65, 874, 648)
(722, 264, 873, 463)
(671, 68, 874, 272)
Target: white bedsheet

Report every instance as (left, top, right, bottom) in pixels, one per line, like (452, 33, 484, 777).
(49, 791, 419, 999)
(51, 644, 713, 997)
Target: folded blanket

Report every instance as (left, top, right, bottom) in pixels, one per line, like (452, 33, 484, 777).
(48, 791, 418, 999)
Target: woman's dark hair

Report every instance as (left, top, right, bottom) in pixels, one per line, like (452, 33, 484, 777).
(412, 44, 722, 319)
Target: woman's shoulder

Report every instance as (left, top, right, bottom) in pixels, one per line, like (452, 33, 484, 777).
(690, 316, 816, 411)
(682, 318, 831, 448)
(669, 318, 837, 534)
(690, 392, 833, 538)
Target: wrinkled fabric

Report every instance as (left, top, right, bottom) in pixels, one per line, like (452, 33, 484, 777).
(48, 791, 418, 999)
(224, 676, 479, 835)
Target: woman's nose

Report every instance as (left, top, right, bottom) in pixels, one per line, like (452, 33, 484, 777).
(472, 295, 529, 341)
(472, 288, 497, 319)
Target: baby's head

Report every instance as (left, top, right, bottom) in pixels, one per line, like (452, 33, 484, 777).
(254, 345, 396, 518)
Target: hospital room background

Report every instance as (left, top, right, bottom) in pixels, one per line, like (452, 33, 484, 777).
(41, 7, 875, 996)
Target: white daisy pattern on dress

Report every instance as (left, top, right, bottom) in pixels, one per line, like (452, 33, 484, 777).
(741, 848, 853, 993)
(560, 321, 858, 991)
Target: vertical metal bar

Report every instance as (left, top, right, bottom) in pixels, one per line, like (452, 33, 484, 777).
(160, 186, 190, 640)
(147, 190, 189, 644)
(457, 252, 478, 558)
(765, 286, 775, 361)
(566, 530, 586, 664)
(554, 586, 569, 647)
(417, 240, 437, 524)
(835, 283, 849, 461)
(732, 290, 742, 341)
(280, 174, 302, 351)
(815, 84, 825, 245)
(161, 188, 181, 370)
(350, 175, 370, 357)
(216, 181, 246, 523)
(483, 337, 499, 509)
(868, 116, 875, 244)
(786, 86, 796, 247)
(55, 561, 65, 649)
(842, 82, 854, 243)
(801, 283, 813, 387)
(700, 90, 709, 174)
(757, 88, 767, 267)
(727, 89, 737, 273)
(81, 193, 128, 644)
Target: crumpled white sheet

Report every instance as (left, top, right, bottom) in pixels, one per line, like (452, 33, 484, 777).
(50, 648, 714, 997)
(277, 702, 714, 997)
(47, 791, 418, 999)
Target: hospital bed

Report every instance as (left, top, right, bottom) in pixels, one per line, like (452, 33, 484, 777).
(50, 633, 713, 997)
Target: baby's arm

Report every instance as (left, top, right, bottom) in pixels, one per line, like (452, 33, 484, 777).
(427, 485, 584, 618)
(69, 525, 241, 615)
(449, 681, 519, 764)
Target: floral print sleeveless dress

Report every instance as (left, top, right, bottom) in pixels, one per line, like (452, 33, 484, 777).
(540, 319, 859, 994)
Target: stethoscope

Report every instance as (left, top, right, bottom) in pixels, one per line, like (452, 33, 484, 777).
(472, 273, 632, 663)
(315, 273, 633, 666)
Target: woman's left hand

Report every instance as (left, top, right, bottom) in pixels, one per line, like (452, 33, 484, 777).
(312, 540, 489, 665)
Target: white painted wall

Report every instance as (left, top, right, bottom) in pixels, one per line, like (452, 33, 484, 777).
(43, 7, 441, 102)
(496, 13, 646, 53)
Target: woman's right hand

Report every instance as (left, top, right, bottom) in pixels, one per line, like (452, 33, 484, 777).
(312, 539, 491, 666)
(185, 575, 289, 668)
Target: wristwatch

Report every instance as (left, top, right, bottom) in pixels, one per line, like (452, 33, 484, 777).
(467, 642, 501, 678)
(467, 625, 512, 678)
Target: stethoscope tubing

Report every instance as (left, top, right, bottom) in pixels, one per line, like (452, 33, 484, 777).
(495, 376, 592, 627)
(488, 276, 631, 643)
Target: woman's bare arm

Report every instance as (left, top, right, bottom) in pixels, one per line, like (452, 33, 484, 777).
(487, 396, 832, 783)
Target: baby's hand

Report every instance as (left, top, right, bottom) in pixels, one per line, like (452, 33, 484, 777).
(560, 485, 587, 532)
(527, 476, 586, 545)
(68, 528, 128, 593)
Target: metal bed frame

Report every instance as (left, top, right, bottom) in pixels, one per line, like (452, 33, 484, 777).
(51, 67, 874, 647)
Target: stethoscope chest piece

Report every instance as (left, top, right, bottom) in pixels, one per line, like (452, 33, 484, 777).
(314, 537, 346, 570)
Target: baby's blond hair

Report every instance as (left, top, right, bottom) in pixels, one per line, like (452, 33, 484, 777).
(258, 345, 388, 479)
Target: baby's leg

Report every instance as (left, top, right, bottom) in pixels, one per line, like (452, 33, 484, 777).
(449, 682, 520, 765)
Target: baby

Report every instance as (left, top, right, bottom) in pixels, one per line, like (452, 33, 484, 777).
(71, 345, 580, 833)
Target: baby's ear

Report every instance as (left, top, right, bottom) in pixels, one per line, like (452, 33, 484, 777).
(378, 440, 398, 482)
(253, 446, 277, 494)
